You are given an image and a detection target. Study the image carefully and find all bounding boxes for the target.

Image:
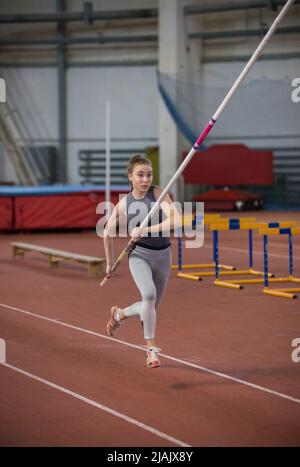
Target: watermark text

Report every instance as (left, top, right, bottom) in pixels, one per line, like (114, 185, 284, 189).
(291, 337, 300, 363)
(0, 338, 6, 363)
(291, 78, 300, 103)
(96, 198, 204, 248)
(0, 78, 6, 103)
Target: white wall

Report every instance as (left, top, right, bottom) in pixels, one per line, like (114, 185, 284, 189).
(1, 67, 57, 183)
(200, 2, 300, 61)
(1, 65, 159, 184)
(203, 59, 300, 149)
(67, 0, 157, 9)
(67, 65, 159, 183)
(0, 0, 299, 186)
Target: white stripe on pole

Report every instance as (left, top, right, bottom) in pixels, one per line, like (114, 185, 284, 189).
(105, 101, 111, 215)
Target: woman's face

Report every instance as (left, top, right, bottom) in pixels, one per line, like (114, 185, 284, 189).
(129, 163, 153, 193)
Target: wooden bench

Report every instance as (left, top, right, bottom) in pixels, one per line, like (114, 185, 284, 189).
(11, 242, 105, 277)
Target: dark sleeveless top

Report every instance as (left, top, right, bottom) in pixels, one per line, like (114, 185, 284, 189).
(126, 185, 171, 250)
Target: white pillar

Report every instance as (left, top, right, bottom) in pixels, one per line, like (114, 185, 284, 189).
(158, 0, 202, 201)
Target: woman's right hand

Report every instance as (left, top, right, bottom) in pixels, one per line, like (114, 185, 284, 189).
(106, 264, 113, 278)
(131, 227, 145, 242)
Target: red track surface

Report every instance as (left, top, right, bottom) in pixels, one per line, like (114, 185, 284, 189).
(1, 211, 300, 446)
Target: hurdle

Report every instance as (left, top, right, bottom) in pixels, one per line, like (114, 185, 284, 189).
(208, 220, 298, 290)
(172, 213, 237, 281)
(258, 226, 300, 299)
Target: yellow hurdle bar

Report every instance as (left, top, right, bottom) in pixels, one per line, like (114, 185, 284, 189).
(210, 221, 298, 232)
(263, 288, 297, 299)
(171, 263, 235, 271)
(266, 276, 300, 283)
(248, 268, 270, 276)
(209, 217, 257, 231)
(214, 279, 243, 290)
(259, 224, 298, 235)
(204, 216, 226, 226)
(171, 263, 210, 270)
(218, 278, 266, 284)
(172, 263, 215, 270)
(177, 272, 202, 281)
(209, 273, 275, 287)
(182, 213, 222, 227)
(192, 269, 251, 277)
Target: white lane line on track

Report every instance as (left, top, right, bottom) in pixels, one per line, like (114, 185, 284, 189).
(202, 244, 300, 260)
(260, 243, 300, 251)
(1, 302, 300, 406)
(0, 361, 189, 447)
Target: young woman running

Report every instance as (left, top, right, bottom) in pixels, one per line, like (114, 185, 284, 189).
(103, 154, 179, 368)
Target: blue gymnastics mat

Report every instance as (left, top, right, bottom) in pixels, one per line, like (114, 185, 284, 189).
(0, 184, 129, 196)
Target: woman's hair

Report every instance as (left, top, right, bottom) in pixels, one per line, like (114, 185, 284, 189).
(127, 153, 152, 176)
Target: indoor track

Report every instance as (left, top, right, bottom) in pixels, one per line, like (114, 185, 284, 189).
(1, 211, 300, 447)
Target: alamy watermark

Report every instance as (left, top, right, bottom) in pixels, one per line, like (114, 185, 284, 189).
(291, 78, 300, 103)
(0, 338, 6, 363)
(96, 199, 204, 248)
(291, 337, 300, 363)
(0, 78, 6, 103)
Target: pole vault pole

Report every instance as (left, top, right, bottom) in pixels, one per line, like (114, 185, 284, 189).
(100, 0, 295, 287)
(105, 101, 111, 215)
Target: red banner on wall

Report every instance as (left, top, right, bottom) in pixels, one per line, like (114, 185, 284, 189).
(14, 192, 123, 230)
(182, 144, 273, 186)
(0, 197, 13, 230)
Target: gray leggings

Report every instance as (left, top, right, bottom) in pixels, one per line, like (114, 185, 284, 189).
(124, 245, 171, 340)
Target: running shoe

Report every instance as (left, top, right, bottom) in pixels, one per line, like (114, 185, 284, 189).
(146, 347, 161, 368)
(106, 306, 123, 337)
